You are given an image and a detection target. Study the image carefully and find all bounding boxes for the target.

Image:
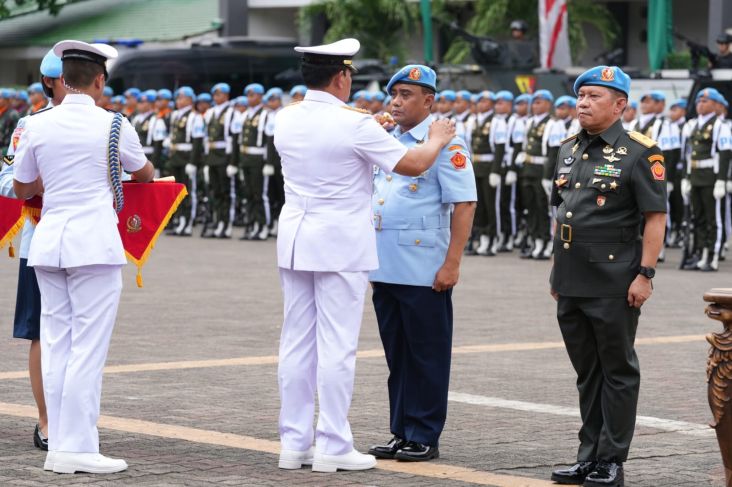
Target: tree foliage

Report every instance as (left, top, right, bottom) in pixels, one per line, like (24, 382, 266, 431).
(0, 0, 67, 18)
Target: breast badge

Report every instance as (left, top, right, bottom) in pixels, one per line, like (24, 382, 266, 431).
(597, 195, 607, 207)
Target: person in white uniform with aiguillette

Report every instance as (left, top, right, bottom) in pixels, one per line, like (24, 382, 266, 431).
(12, 40, 154, 475)
(273, 38, 457, 473)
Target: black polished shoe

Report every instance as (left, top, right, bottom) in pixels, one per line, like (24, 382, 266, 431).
(550, 461, 596, 484)
(368, 435, 406, 459)
(33, 424, 48, 451)
(394, 441, 439, 462)
(583, 461, 623, 487)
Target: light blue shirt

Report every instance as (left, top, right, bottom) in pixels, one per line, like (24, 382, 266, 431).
(1, 115, 34, 259)
(370, 115, 477, 286)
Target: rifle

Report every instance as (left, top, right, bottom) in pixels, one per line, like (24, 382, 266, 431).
(673, 31, 716, 71)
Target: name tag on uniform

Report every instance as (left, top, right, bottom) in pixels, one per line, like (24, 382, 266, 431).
(558, 166, 572, 175)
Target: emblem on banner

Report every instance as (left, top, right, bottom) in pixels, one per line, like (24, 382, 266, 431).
(126, 214, 142, 233)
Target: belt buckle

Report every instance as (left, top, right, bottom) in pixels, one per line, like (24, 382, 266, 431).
(692, 160, 698, 169)
(560, 224, 572, 243)
(374, 214, 382, 231)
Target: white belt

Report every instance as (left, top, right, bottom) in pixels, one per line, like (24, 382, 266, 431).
(210, 141, 228, 150)
(172, 143, 192, 151)
(525, 155, 547, 164)
(373, 213, 450, 231)
(474, 154, 494, 162)
(691, 158, 715, 169)
(241, 146, 266, 155)
(284, 191, 367, 212)
(142, 147, 154, 155)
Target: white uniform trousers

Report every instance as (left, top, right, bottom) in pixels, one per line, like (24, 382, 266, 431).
(34, 264, 123, 453)
(277, 268, 368, 455)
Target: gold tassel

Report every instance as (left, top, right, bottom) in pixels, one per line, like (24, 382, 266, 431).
(136, 268, 143, 288)
(8, 242, 15, 258)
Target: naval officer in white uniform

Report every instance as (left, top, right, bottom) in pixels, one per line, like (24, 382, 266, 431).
(13, 40, 154, 474)
(273, 38, 457, 473)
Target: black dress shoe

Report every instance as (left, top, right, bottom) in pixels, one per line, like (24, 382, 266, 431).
(368, 435, 406, 459)
(33, 424, 48, 451)
(583, 461, 623, 487)
(394, 441, 439, 462)
(550, 461, 596, 484)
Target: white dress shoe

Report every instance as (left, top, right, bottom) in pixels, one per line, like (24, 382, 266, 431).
(311, 449, 377, 473)
(43, 451, 55, 471)
(278, 447, 314, 469)
(52, 452, 128, 474)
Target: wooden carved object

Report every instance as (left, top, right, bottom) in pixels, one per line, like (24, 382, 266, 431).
(705, 288, 732, 487)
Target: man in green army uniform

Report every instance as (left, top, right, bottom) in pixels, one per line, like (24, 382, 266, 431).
(0, 89, 20, 159)
(680, 88, 731, 271)
(167, 86, 204, 236)
(469, 90, 497, 255)
(549, 66, 667, 487)
(203, 83, 236, 238)
(132, 90, 156, 161)
(236, 83, 269, 240)
(517, 89, 554, 259)
(151, 88, 173, 174)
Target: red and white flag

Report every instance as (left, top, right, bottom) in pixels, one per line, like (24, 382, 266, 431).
(539, 0, 571, 70)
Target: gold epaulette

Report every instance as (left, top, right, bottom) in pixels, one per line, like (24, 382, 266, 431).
(285, 101, 301, 108)
(560, 133, 578, 145)
(341, 105, 371, 115)
(628, 131, 657, 148)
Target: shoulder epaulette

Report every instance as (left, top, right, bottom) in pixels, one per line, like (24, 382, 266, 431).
(30, 106, 53, 116)
(560, 133, 578, 145)
(627, 131, 657, 148)
(3, 155, 14, 166)
(284, 101, 301, 108)
(341, 105, 371, 115)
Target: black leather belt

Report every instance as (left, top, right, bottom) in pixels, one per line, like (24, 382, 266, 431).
(559, 225, 640, 243)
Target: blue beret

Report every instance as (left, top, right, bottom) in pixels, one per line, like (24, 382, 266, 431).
(197, 93, 212, 103)
(471, 94, 480, 103)
(124, 87, 140, 98)
(211, 83, 230, 95)
(234, 96, 248, 107)
(670, 98, 687, 109)
(264, 87, 283, 102)
(386, 64, 437, 94)
(554, 95, 576, 108)
(456, 90, 472, 101)
(696, 87, 725, 104)
(495, 90, 514, 102)
(629, 100, 638, 110)
(140, 89, 157, 102)
(573, 65, 630, 96)
(361, 92, 373, 102)
(28, 82, 44, 94)
(0, 88, 13, 99)
(157, 89, 172, 100)
(177, 86, 195, 100)
(371, 91, 386, 102)
(103, 86, 114, 97)
(434, 93, 441, 101)
(641, 90, 665, 102)
(440, 90, 457, 102)
(16, 90, 28, 102)
(515, 93, 531, 104)
(111, 95, 125, 104)
(532, 89, 554, 103)
(289, 85, 307, 97)
(39, 49, 62, 78)
(244, 83, 265, 95)
(351, 90, 367, 101)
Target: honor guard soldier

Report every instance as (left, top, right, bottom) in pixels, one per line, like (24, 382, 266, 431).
(0, 48, 66, 453)
(289, 85, 307, 102)
(122, 87, 140, 120)
(453, 90, 472, 137)
(203, 82, 236, 238)
(97, 86, 113, 109)
(668, 99, 688, 244)
(13, 39, 155, 474)
(151, 88, 172, 173)
(629, 91, 662, 136)
(370, 91, 386, 115)
(621, 100, 637, 131)
(132, 90, 156, 159)
(26, 82, 49, 116)
(167, 86, 204, 235)
(494, 90, 519, 253)
(507, 93, 530, 250)
(263, 87, 285, 237)
(368, 65, 476, 463)
(517, 89, 553, 259)
(549, 66, 667, 487)
(542, 96, 578, 199)
(469, 90, 498, 255)
(680, 88, 732, 271)
(436, 89, 456, 119)
(0, 89, 20, 158)
(274, 38, 457, 473)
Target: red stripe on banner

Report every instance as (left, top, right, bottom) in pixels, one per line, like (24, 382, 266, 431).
(547, 3, 567, 68)
(545, 0, 556, 15)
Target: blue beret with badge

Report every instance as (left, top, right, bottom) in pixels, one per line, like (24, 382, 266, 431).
(0, 88, 13, 99)
(641, 90, 665, 102)
(371, 91, 386, 102)
(531, 89, 554, 103)
(17, 90, 28, 102)
(386, 64, 437, 94)
(124, 87, 140, 98)
(471, 94, 480, 103)
(140, 89, 157, 102)
(495, 90, 514, 102)
(352, 90, 367, 101)
(515, 93, 531, 104)
(177, 86, 195, 100)
(670, 98, 687, 109)
(554, 95, 576, 108)
(211, 82, 230, 95)
(476, 90, 497, 102)
(28, 82, 44, 94)
(696, 87, 724, 104)
(197, 93, 212, 103)
(245, 83, 265, 95)
(629, 100, 638, 110)
(440, 90, 456, 102)
(289, 85, 307, 97)
(111, 95, 125, 104)
(456, 90, 472, 101)
(39, 49, 62, 78)
(234, 96, 248, 107)
(157, 88, 172, 100)
(264, 87, 283, 102)
(573, 65, 631, 96)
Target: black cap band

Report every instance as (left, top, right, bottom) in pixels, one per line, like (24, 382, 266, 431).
(61, 49, 107, 67)
(302, 53, 353, 68)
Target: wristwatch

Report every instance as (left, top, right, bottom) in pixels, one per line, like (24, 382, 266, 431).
(638, 266, 655, 279)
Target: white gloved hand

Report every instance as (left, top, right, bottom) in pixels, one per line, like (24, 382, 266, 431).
(727, 180, 732, 194)
(541, 179, 553, 197)
(505, 170, 517, 186)
(263, 164, 275, 177)
(515, 152, 527, 165)
(489, 172, 501, 188)
(681, 178, 691, 198)
(666, 182, 674, 194)
(185, 163, 197, 179)
(226, 164, 238, 178)
(714, 179, 727, 200)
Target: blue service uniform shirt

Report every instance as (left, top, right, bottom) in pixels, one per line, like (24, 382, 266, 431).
(370, 115, 477, 286)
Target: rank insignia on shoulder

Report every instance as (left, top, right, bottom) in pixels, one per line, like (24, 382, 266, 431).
(450, 152, 467, 170)
(628, 131, 657, 148)
(447, 144, 463, 151)
(561, 133, 578, 145)
(341, 105, 371, 115)
(2, 155, 14, 166)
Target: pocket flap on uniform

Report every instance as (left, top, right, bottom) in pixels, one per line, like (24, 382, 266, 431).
(587, 243, 634, 263)
(398, 229, 436, 247)
(587, 177, 619, 193)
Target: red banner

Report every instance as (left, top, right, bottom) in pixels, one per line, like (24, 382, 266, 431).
(0, 195, 24, 257)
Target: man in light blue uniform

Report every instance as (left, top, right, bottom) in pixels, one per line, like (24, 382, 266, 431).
(368, 65, 477, 462)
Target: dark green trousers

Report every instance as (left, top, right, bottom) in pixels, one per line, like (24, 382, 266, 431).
(690, 185, 720, 252)
(208, 164, 229, 223)
(241, 155, 265, 227)
(474, 175, 497, 237)
(557, 296, 640, 463)
(520, 177, 549, 241)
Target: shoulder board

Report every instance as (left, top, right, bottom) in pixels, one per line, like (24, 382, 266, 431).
(341, 105, 371, 115)
(560, 133, 578, 145)
(3, 155, 14, 166)
(285, 101, 301, 108)
(30, 106, 53, 116)
(628, 131, 657, 148)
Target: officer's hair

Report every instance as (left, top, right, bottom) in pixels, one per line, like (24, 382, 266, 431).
(41, 76, 54, 99)
(62, 59, 104, 88)
(301, 63, 347, 89)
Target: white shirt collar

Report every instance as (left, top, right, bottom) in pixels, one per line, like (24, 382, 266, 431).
(698, 112, 715, 125)
(639, 113, 655, 126)
(304, 90, 345, 106)
(61, 94, 95, 106)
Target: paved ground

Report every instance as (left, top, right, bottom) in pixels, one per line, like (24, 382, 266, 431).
(0, 232, 729, 486)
